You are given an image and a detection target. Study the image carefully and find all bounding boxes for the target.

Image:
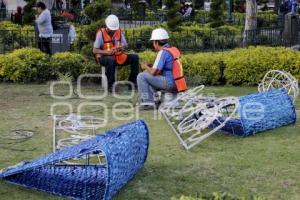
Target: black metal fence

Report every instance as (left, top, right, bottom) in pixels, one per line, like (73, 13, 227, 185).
(109, 9, 280, 28)
(0, 7, 280, 29)
(0, 9, 14, 21)
(243, 27, 300, 47)
(0, 29, 69, 54)
(194, 11, 279, 27)
(0, 27, 298, 54)
(119, 20, 160, 29)
(122, 29, 243, 52)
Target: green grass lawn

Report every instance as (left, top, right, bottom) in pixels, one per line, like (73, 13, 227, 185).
(0, 84, 299, 200)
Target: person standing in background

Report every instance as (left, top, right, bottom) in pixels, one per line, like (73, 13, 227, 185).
(11, 6, 23, 24)
(35, 1, 53, 55)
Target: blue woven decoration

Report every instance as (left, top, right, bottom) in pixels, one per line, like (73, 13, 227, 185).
(0, 120, 149, 200)
(213, 89, 297, 136)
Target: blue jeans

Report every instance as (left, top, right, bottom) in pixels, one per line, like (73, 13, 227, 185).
(137, 71, 176, 103)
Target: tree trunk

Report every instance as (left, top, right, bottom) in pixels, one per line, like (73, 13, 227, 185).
(243, 0, 257, 46)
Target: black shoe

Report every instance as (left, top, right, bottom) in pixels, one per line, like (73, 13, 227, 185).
(138, 103, 156, 111)
(107, 87, 113, 94)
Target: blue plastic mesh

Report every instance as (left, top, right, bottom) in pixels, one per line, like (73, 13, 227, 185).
(216, 89, 297, 136)
(6, 166, 107, 199)
(0, 120, 149, 200)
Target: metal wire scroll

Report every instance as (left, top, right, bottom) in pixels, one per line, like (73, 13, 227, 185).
(160, 86, 239, 150)
(53, 114, 107, 165)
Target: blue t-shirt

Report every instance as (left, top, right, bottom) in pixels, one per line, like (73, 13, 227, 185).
(153, 44, 175, 86)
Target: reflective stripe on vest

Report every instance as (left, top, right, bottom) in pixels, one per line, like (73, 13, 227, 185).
(96, 28, 128, 65)
(163, 47, 188, 92)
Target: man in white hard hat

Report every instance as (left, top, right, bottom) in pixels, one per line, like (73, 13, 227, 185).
(93, 14, 139, 91)
(137, 28, 187, 110)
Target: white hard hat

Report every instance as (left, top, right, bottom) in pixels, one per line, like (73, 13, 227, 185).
(105, 14, 119, 30)
(150, 28, 169, 41)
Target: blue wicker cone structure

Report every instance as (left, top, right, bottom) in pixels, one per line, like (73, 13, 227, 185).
(160, 70, 299, 149)
(0, 120, 149, 200)
(161, 87, 297, 150)
(213, 89, 297, 136)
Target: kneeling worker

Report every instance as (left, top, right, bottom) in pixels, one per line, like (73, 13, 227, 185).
(137, 28, 187, 110)
(93, 14, 139, 91)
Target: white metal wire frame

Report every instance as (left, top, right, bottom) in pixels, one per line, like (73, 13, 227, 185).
(160, 86, 239, 150)
(258, 70, 299, 102)
(53, 114, 107, 165)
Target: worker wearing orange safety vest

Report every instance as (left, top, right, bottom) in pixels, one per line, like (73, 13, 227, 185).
(93, 15, 139, 91)
(137, 28, 187, 110)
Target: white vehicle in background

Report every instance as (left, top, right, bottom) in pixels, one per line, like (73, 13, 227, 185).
(204, 0, 211, 11)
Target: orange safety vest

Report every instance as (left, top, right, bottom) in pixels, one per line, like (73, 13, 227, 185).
(163, 47, 188, 92)
(94, 28, 128, 65)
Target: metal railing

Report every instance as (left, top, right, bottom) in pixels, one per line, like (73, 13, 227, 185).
(0, 27, 298, 54)
(119, 20, 160, 29)
(1, 7, 280, 30)
(0, 29, 70, 54)
(66, 27, 300, 52)
(243, 27, 299, 47)
(194, 11, 279, 27)
(109, 9, 279, 28)
(0, 9, 15, 21)
(122, 29, 243, 52)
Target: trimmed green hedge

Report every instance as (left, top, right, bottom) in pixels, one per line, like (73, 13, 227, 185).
(1, 47, 300, 86)
(50, 52, 99, 81)
(137, 47, 300, 86)
(223, 46, 300, 85)
(0, 48, 50, 82)
(0, 48, 98, 83)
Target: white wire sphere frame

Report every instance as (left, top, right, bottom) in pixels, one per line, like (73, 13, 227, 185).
(258, 70, 299, 102)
